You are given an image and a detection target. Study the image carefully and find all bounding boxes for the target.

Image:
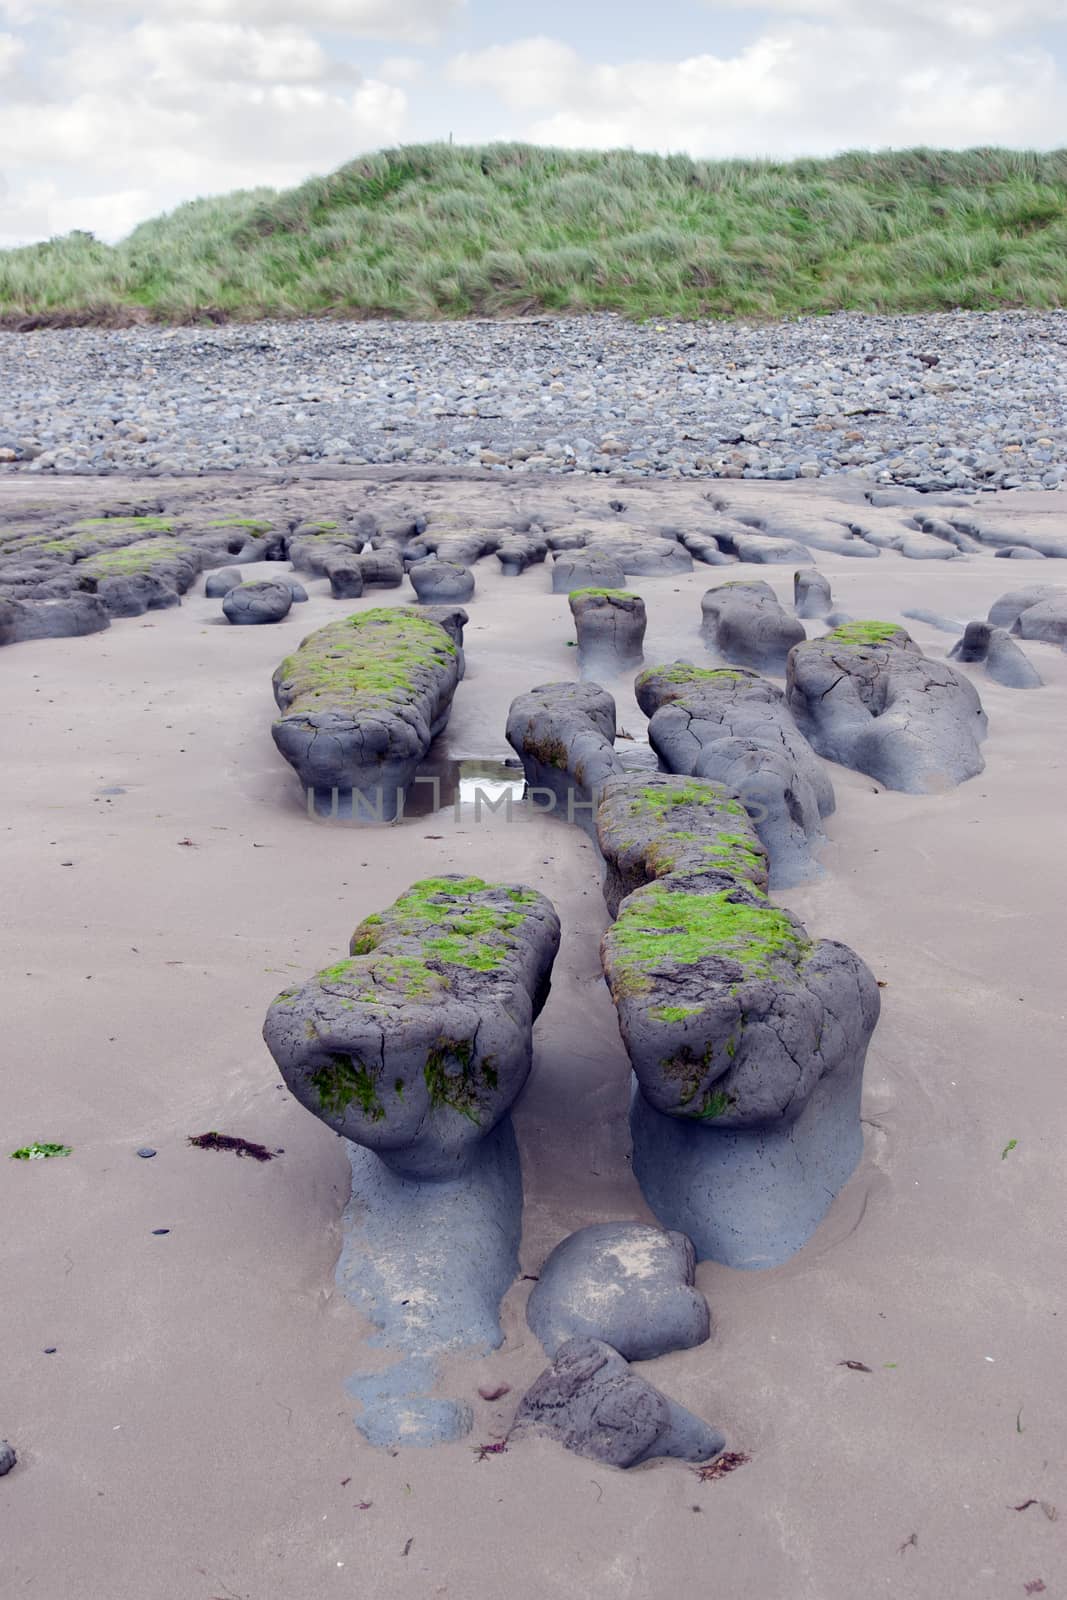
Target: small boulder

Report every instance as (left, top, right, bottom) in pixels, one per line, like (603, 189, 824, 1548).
(222, 581, 293, 625)
(793, 568, 832, 619)
(551, 553, 627, 593)
(527, 1223, 709, 1361)
(205, 567, 243, 598)
(0, 1441, 15, 1477)
(949, 621, 1042, 689)
(409, 560, 476, 604)
(701, 580, 805, 673)
(512, 1338, 724, 1468)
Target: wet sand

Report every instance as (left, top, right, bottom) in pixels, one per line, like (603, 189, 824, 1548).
(2, 473, 1065, 1599)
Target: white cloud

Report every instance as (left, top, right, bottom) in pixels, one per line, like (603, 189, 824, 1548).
(27, 0, 465, 42)
(449, 26, 1063, 155)
(0, 27, 24, 70)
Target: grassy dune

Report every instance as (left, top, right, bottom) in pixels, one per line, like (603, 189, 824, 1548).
(2, 143, 1066, 326)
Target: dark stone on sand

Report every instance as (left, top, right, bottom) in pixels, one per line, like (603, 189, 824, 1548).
(271, 607, 463, 819)
(787, 622, 987, 793)
(569, 588, 646, 671)
(325, 556, 365, 599)
(526, 1223, 710, 1361)
(358, 551, 404, 589)
(222, 580, 293, 625)
(949, 622, 1042, 688)
(794, 568, 833, 619)
(205, 566, 243, 598)
(0, 1442, 16, 1477)
(505, 680, 623, 828)
(987, 585, 1064, 630)
(409, 560, 476, 603)
(512, 1338, 724, 1468)
(701, 580, 805, 672)
(0, 592, 111, 644)
(95, 572, 180, 617)
(597, 775, 880, 1267)
(551, 552, 627, 593)
(497, 534, 548, 576)
(994, 546, 1046, 560)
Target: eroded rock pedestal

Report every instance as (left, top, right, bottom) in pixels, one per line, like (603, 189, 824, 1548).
(263, 874, 561, 1444)
(569, 587, 646, 673)
(271, 607, 464, 820)
(597, 773, 880, 1268)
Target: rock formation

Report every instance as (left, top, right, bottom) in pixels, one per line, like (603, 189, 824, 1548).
(701, 580, 806, 672)
(512, 1338, 724, 1467)
(787, 622, 987, 792)
(526, 1223, 709, 1361)
(569, 588, 646, 672)
(636, 662, 834, 888)
(596, 772, 880, 1268)
(271, 607, 463, 819)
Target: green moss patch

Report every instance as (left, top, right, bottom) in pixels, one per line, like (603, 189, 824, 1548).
(274, 607, 457, 713)
(610, 883, 809, 993)
(310, 1052, 384, 1121)
(568, 587, 640, 602)
(80, 537, 197, 578)
(825, 620, 907, 647)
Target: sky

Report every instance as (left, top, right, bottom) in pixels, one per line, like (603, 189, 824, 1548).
(0, 0, 1064, 247)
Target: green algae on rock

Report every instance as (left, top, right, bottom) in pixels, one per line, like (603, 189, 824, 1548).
(271, 607, 466, 819)
(263, 875, 560, 1180)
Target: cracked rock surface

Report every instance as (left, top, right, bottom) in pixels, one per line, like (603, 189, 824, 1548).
(569, 587, 646, 672)
(506, 679, 624, 828)
(787, 622, 987, 792)
(636, 662, 833, 888)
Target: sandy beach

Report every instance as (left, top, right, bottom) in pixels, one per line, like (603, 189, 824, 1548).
(2, 471, 1065, 1600)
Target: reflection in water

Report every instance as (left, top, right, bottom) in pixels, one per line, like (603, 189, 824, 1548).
(305, 758, 526, 825)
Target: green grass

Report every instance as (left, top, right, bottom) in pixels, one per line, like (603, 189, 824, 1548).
(2, 143, 1065, 324)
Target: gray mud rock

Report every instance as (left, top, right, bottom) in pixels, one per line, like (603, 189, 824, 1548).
(325, 555, 365, 598)
(222, 580, 293, 625)
(419, 604, 469, 661)
(526, 1223, 709, 1361)
(677, 530, 735, 566)
(794, 568, 832, 619)
(205, 566, 243, 598)
(569, 588, 646, 672)
(636, 662, 833, 889)
(586, 532, 692, 577)
(950, 622, 1042, 688)
(551, 552, 627, 593)
(0, 592, 110, 644)
(701, 580, 805, 672)
(599, 786, 880, 1267)
(995, 545, 1046, 560)
(94, 572, 179, 617)
(409, 559, 475, 603)
(1005, 594, 1067, 647)
(505, 680, 623, 829)
(711, 524, 811, 564)
(596, 770, 770, 918)
(512, 1338, 724, 1468)
(288, 529, 363, 576)
(787, 622, 987, 792)
(286, 580, 308, 602)
(263, 874, 561, 1180)
(0, 1441, 15, 1476)
(496, 534, 548, 575)
(271, 607, 462, 819)
(358, 550, 404, 589)
(988, 586, 1065, 630)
